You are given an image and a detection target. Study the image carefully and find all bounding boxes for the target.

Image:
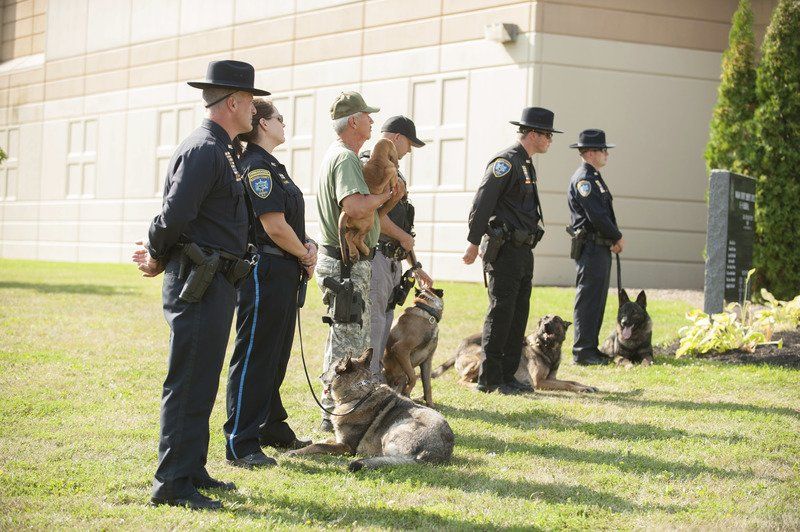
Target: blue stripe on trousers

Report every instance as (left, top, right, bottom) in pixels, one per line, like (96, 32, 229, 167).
(227, 261, 260, 459)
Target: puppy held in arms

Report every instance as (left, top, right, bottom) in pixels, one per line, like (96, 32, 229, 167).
(600, 289, 653, 367)
(339, 138, 399, 263)
(382, 287, 445, 407)
(433, 315, 598, 393)
(288, 348, 455, 472)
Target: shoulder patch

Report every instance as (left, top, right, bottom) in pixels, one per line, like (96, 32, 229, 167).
(492, 158, 512, 178)
(576, 179, 592, 197)
(248, 168, 273, 199)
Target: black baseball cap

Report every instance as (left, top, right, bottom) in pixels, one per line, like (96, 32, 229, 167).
(381, 116, 425, 147)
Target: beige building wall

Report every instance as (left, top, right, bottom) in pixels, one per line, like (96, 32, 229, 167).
(0, 0, 777, 288)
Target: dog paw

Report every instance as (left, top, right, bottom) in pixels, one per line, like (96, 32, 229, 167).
(348, 460, 364, 473)
(583, 386, 599, 393)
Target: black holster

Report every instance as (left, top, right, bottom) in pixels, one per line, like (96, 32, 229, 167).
(321, 276, 364, 326)
(567, 226, 586, 260)
(387, 268, 416, 311)
(178, 243, 220, 303)
(480, 221, 507, 266)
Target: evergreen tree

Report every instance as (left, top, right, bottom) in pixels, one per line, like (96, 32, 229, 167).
(752, 0, 800, 299)
(704, 0, 757, 174)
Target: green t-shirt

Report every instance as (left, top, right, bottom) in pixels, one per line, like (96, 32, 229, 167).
(316, 141, 381, 248)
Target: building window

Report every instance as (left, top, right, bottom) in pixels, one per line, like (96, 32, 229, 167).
(410, 75, 468, 191)
(0, 128, 19, 201)
(66, 119, 97, 198)
(155, 107, 195, 196)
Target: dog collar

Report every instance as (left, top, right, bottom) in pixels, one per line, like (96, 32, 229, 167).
(415, 302, 441, 323)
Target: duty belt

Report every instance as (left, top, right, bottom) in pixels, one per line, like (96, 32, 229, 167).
(320, 245, 375, 262)
(377, 240, 407, 261)
(257, 244, 294, 259)
(585, 233, 615, 247)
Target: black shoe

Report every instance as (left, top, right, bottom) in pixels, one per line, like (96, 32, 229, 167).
(227, 451, 277, 469)
(505, 379, 535, 393)
(573, 353, 611, 366)
(261, 436, 312, 450)
(495, 383, 524, 395)
(150, 491, 222, 510)
(319, 419, 334, 433)
(193, 476, 236, 491)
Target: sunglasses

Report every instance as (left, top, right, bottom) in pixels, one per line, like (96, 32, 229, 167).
(533, 130, 553, 140)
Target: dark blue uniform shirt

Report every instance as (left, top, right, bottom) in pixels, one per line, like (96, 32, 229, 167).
(240, 143, 305, 247)
(147, 119, 249, 259)
(567, 162, 622, 241)
(467, 143, 542, 245)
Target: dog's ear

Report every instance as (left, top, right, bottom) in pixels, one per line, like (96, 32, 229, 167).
(564, 320, 572, 330)
(619, 289, 630, 305)
(635, 290, 647, 309)
(414, 288, 421, 297)
(335, 355, 353, 375)
(356, 348, 373, 366)
(433, 288, 444, 298)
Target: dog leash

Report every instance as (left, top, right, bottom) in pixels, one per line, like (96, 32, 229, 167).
(615, 252, 622, 295)
(296, 271, 375, 417)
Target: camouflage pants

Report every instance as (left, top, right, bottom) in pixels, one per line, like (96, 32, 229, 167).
(315, 253, 372, 418)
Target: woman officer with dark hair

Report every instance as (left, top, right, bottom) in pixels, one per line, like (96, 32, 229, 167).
(223, 99, 317, 468)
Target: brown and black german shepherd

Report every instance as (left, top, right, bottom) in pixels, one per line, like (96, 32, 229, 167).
(599, 289, 653, 367)
(433, 315, 597, 393)
(288, 348, 455, 472)
(382, 287, 444, 407)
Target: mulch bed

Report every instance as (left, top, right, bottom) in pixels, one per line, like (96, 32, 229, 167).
(658, 328, 800, 369)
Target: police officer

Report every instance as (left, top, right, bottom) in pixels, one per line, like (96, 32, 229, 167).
(361, 116, 433, 378)
(463, 107, 561, 394)
(567, 129, 623, 366)
(132, 60, 267, 510)
(223, 99, 316, 468)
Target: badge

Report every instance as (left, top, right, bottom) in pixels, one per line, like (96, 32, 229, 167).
(577, 179, 592, 197)
(248, 168, 272, 198)
(492, 158, 511, 178)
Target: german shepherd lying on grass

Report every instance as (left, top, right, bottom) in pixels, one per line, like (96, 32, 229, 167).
(599, 289, 653, 367)
(288, 348, 454, 471)
(432, 315, 598, 393)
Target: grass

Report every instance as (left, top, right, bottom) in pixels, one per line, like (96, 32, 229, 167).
(0, 258, 798, 530)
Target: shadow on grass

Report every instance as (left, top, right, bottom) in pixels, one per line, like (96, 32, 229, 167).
(456, 432, 751, 481)
(0, 281, 137, 296)
(222, 490, 522, 530)
(438, 404, 745, 444)
(604, 396, 800, 421)
(277, 458, 679, 517)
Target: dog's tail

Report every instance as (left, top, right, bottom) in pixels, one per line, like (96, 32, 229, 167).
(348, 455, 418, 472)
(431, 355, 457, 378)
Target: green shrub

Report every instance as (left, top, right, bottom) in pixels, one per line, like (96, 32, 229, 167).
(704, 0, 757, 175)
(675, 306, 775, 357)
(759, 288, 800, 329)
(751, 0, 800, 299)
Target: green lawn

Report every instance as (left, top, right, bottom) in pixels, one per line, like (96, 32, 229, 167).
(1, 259, 798, 530)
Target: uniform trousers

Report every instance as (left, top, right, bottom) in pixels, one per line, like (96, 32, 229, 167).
(224, 253, 300, 460)
(152, 257, 236, 500)
(315, 253, 372, 418)
(368, 250, 402, 378)
(479, 242, 534, 387)
(572, 241, 612, 359)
